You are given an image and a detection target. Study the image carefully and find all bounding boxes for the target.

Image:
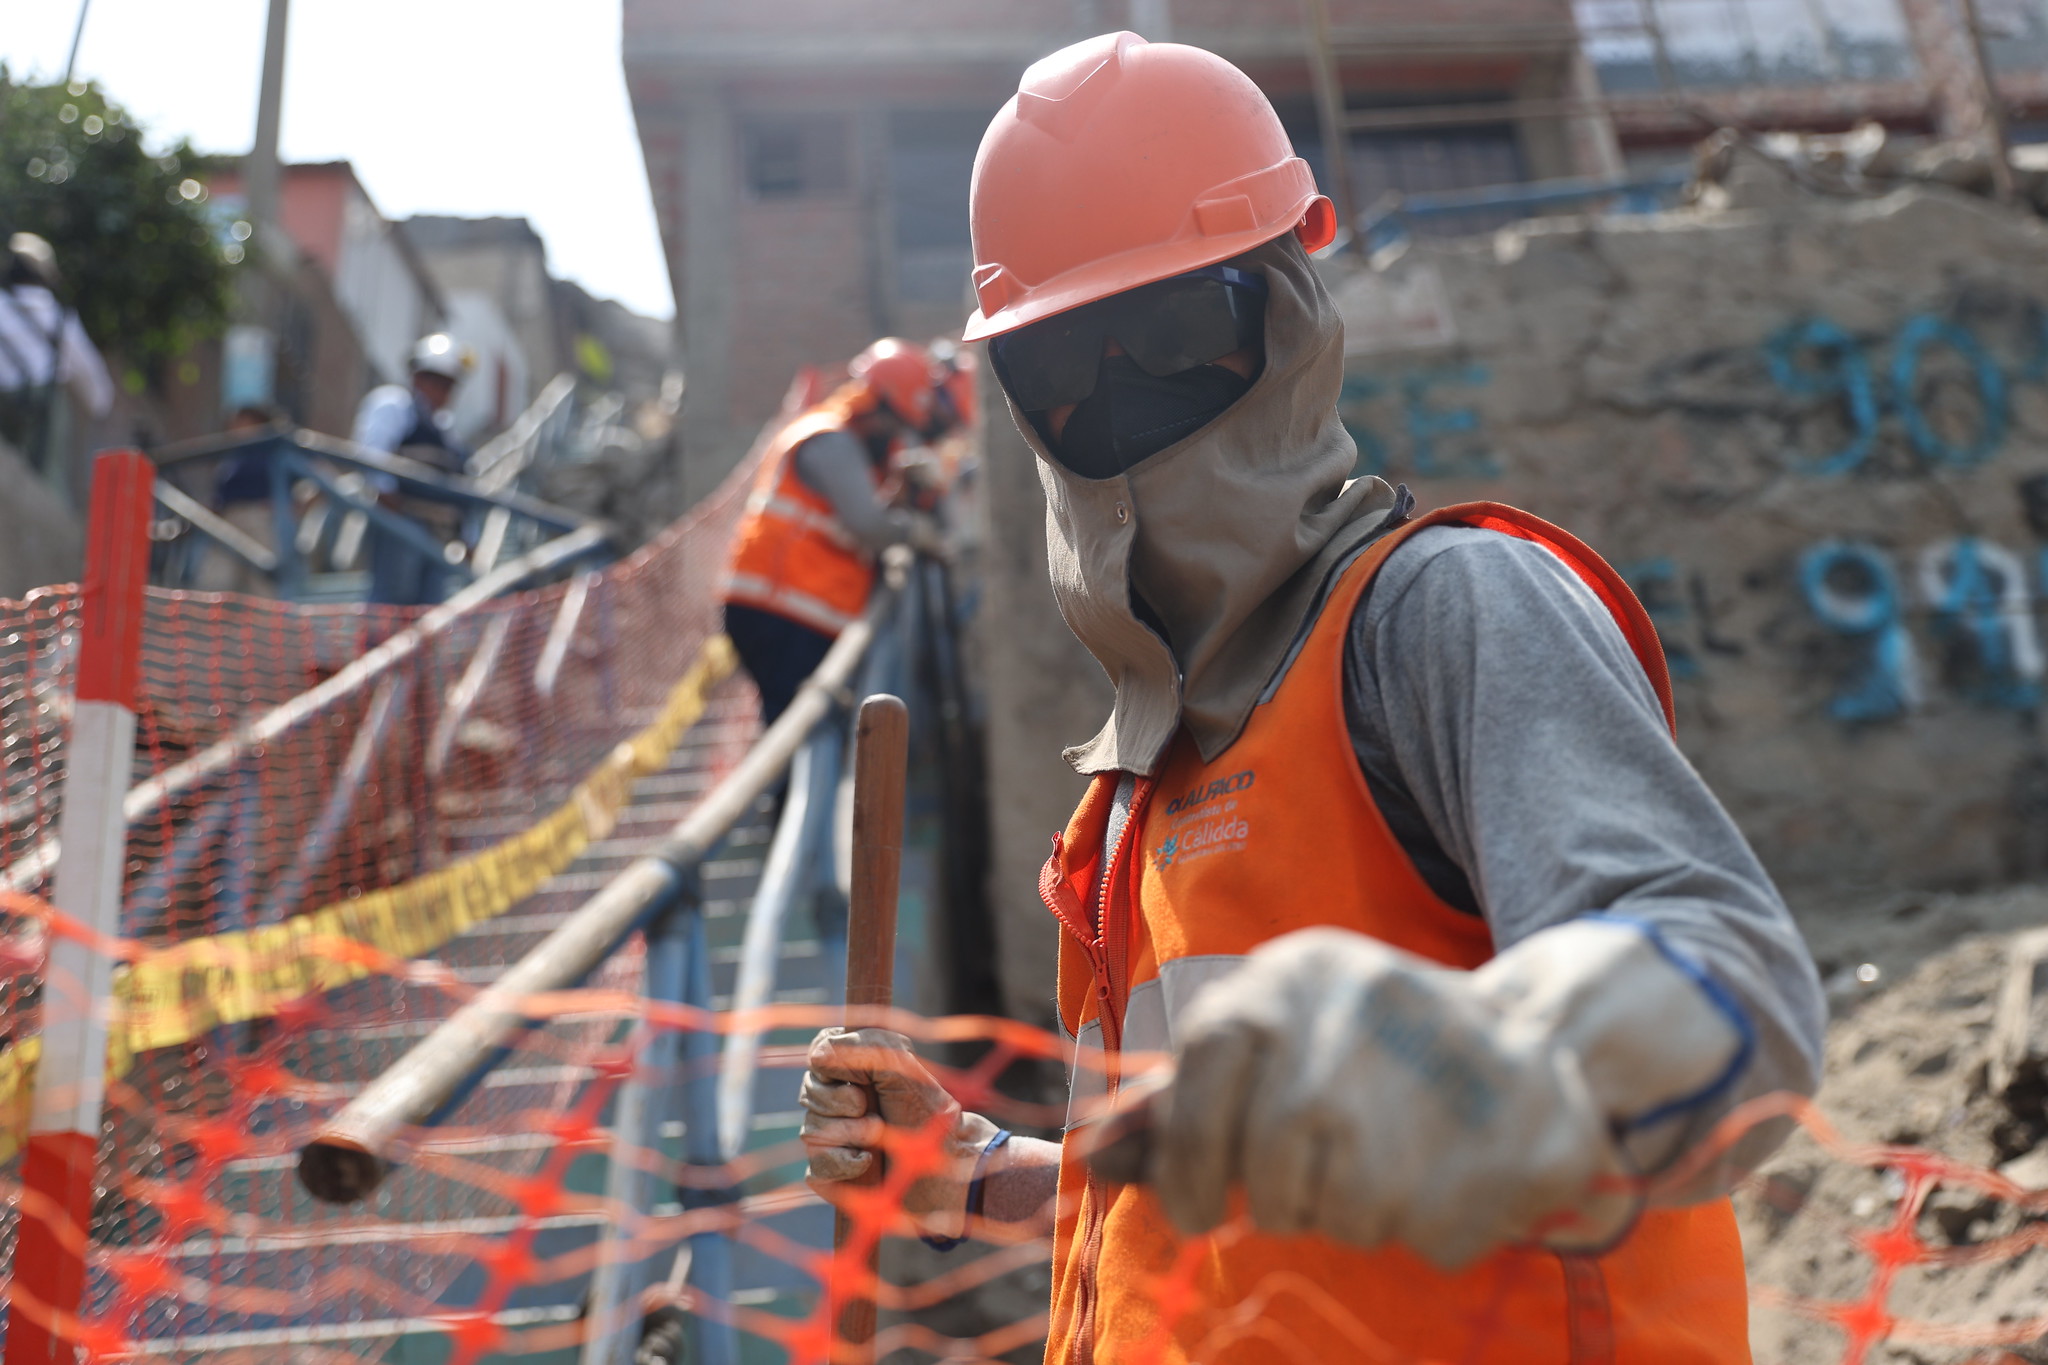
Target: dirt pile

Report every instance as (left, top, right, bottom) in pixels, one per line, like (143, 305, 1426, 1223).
(1742, 886, 2048, 1362)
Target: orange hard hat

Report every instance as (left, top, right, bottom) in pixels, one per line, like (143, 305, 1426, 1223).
(849, 337, 939, 429)
(963, 32, 1335, 342)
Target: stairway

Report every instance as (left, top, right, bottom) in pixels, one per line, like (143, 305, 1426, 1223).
(111, 678, 780, 1362)
(113, 646, 951, 1364)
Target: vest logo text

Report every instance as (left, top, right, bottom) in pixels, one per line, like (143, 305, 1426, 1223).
(1164, 769, 1256, 817)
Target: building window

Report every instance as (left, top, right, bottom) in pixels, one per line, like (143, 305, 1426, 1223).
(889, 110, 988, 306)
(742, 116, 848, 200)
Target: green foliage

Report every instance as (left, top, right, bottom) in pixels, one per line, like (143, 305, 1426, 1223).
(0, 69, 236, 383)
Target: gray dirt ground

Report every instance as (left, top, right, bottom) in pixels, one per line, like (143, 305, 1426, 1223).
(1743, 885, 2048, 1363)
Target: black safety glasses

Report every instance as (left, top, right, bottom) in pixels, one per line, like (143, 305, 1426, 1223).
(989, 264, 1268, 412)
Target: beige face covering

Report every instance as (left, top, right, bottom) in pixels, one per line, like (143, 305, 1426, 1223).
(998, 232, 1401, 777)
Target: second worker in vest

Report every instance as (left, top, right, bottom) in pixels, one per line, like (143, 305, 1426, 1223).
(722, 338, 951, 726)
(800, 32, 1826, 1365)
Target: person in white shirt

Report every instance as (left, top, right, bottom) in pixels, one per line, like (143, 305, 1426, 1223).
(350, 334, 472, 605)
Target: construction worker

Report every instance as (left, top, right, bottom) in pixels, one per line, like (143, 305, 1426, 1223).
(352, 333, 474, 605)
(721, 337, 947, 725)
(800, 32, 1824, 1364)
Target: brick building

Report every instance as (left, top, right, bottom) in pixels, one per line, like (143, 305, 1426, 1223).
(623, 0, 1619, 492)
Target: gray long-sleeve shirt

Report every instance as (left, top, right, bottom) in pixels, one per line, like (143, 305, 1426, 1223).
(1343, 524, 1825, 1176)
(792, 431, 912, 554)
(1100, 520, 1823, 1180)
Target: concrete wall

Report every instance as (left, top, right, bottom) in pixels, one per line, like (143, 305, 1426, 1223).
(975, 172, 2048, 1020)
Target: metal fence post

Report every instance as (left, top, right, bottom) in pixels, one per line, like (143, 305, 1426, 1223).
(677, 894, 739, 1365)
(717, 716, 841, 1158)
(8, 451, 154, 1365)
(580, 872, 739, 1365)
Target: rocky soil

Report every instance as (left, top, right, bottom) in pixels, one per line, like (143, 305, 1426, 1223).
(1743, 886, 2048, 1363)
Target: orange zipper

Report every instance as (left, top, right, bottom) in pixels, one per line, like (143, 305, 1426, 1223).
(1040, 779, 1154, 1365)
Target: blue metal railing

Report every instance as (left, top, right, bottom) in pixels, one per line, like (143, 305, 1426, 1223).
(1358, 168, 1695, 253)
(143, 377, 600, 604)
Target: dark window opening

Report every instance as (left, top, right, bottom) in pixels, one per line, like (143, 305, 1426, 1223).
(888, 109, 992, 306)
(742, 116, 849, 200)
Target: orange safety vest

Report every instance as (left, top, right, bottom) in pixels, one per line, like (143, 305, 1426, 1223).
(721, 398, 879, 634)
(1041, 503, 1750, 1365)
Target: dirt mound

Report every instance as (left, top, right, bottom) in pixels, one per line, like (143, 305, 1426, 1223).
(1742, 888, 2048, 1363)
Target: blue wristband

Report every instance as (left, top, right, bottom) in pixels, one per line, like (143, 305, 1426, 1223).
(921, 1129, 1012, 1253)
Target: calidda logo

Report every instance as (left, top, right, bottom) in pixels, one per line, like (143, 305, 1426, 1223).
(1153, 812, 1252, 868)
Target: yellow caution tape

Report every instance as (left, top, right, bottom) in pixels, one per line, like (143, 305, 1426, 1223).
(0, 633, 737, 1162)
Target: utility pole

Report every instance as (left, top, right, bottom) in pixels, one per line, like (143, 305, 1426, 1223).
(29, 0, 93, 480)
(245, 0, 290, 241)
(1302, 0, 1357, 252)
(232, 0, 291, 414)
(61, 0, 92, 86)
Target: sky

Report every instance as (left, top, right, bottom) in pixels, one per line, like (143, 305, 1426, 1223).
(1, 0, 676, 320)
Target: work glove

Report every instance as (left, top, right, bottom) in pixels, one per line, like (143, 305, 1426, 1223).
(905, 512, 950, 562)
(1125, 919, 1746, 1270)
(799, 1027, 998, 1239)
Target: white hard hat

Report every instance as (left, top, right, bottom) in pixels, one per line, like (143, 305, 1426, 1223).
(410, 333, 474, 381)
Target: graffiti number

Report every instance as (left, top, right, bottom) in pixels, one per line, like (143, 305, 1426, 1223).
(1918, 538, 2043, 708)
(1799, 542, 1923, 721)
(1890, 315, 2009, 467)
(1765, 319, 1881, 476)
(1402, 365, 1500, 479)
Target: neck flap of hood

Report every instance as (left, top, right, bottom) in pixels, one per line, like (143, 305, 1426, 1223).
(1006, 233, 1401, 777)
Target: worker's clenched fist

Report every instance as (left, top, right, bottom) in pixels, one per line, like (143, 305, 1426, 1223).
(1139, 928, 1641, 1269)
(799, 1027, 998, 1238)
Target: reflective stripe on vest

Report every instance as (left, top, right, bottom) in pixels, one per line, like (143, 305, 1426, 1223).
(746, 491, 863, 553)
(1041, 503, 1747, 1365)
(719, 571, 862, 634)
(721, 406, 877, 632)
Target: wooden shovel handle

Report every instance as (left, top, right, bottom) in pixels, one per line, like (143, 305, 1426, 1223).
(831, 694, 908, 1359)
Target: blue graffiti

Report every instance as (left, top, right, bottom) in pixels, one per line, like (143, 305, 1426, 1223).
(1404, 365, 1499, 478)
(1922, 538, 2042, 709)
(1340, 366, 1497, 479)
(1764, 319, 1880, 476)
(1619, 557, 1700, 680)
(1799, 542, 1921, 722)
(1890, 316, 2008, 467)
(1766, 308, 2020, 475)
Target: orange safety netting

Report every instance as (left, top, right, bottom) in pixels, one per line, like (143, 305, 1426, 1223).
(0, 441, 764, 1362)
(4, 894, 2048, 1365)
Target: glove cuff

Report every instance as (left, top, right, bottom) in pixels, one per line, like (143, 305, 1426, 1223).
(1476, 917, 1752, 1177)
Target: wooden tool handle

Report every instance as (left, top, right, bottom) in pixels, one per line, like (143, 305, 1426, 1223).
(832, 694, 909, 1360)
(844, 695, 908, 1012)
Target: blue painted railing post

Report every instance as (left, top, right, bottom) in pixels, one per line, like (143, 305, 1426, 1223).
(675, 897, 740, 1365)
(581, 871, 737, 1365)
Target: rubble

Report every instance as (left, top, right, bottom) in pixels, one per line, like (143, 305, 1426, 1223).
(1991, 927, 2048, 1106)
(1693, 122, 2048, 219)
(1742, 886, 2048, 1363)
